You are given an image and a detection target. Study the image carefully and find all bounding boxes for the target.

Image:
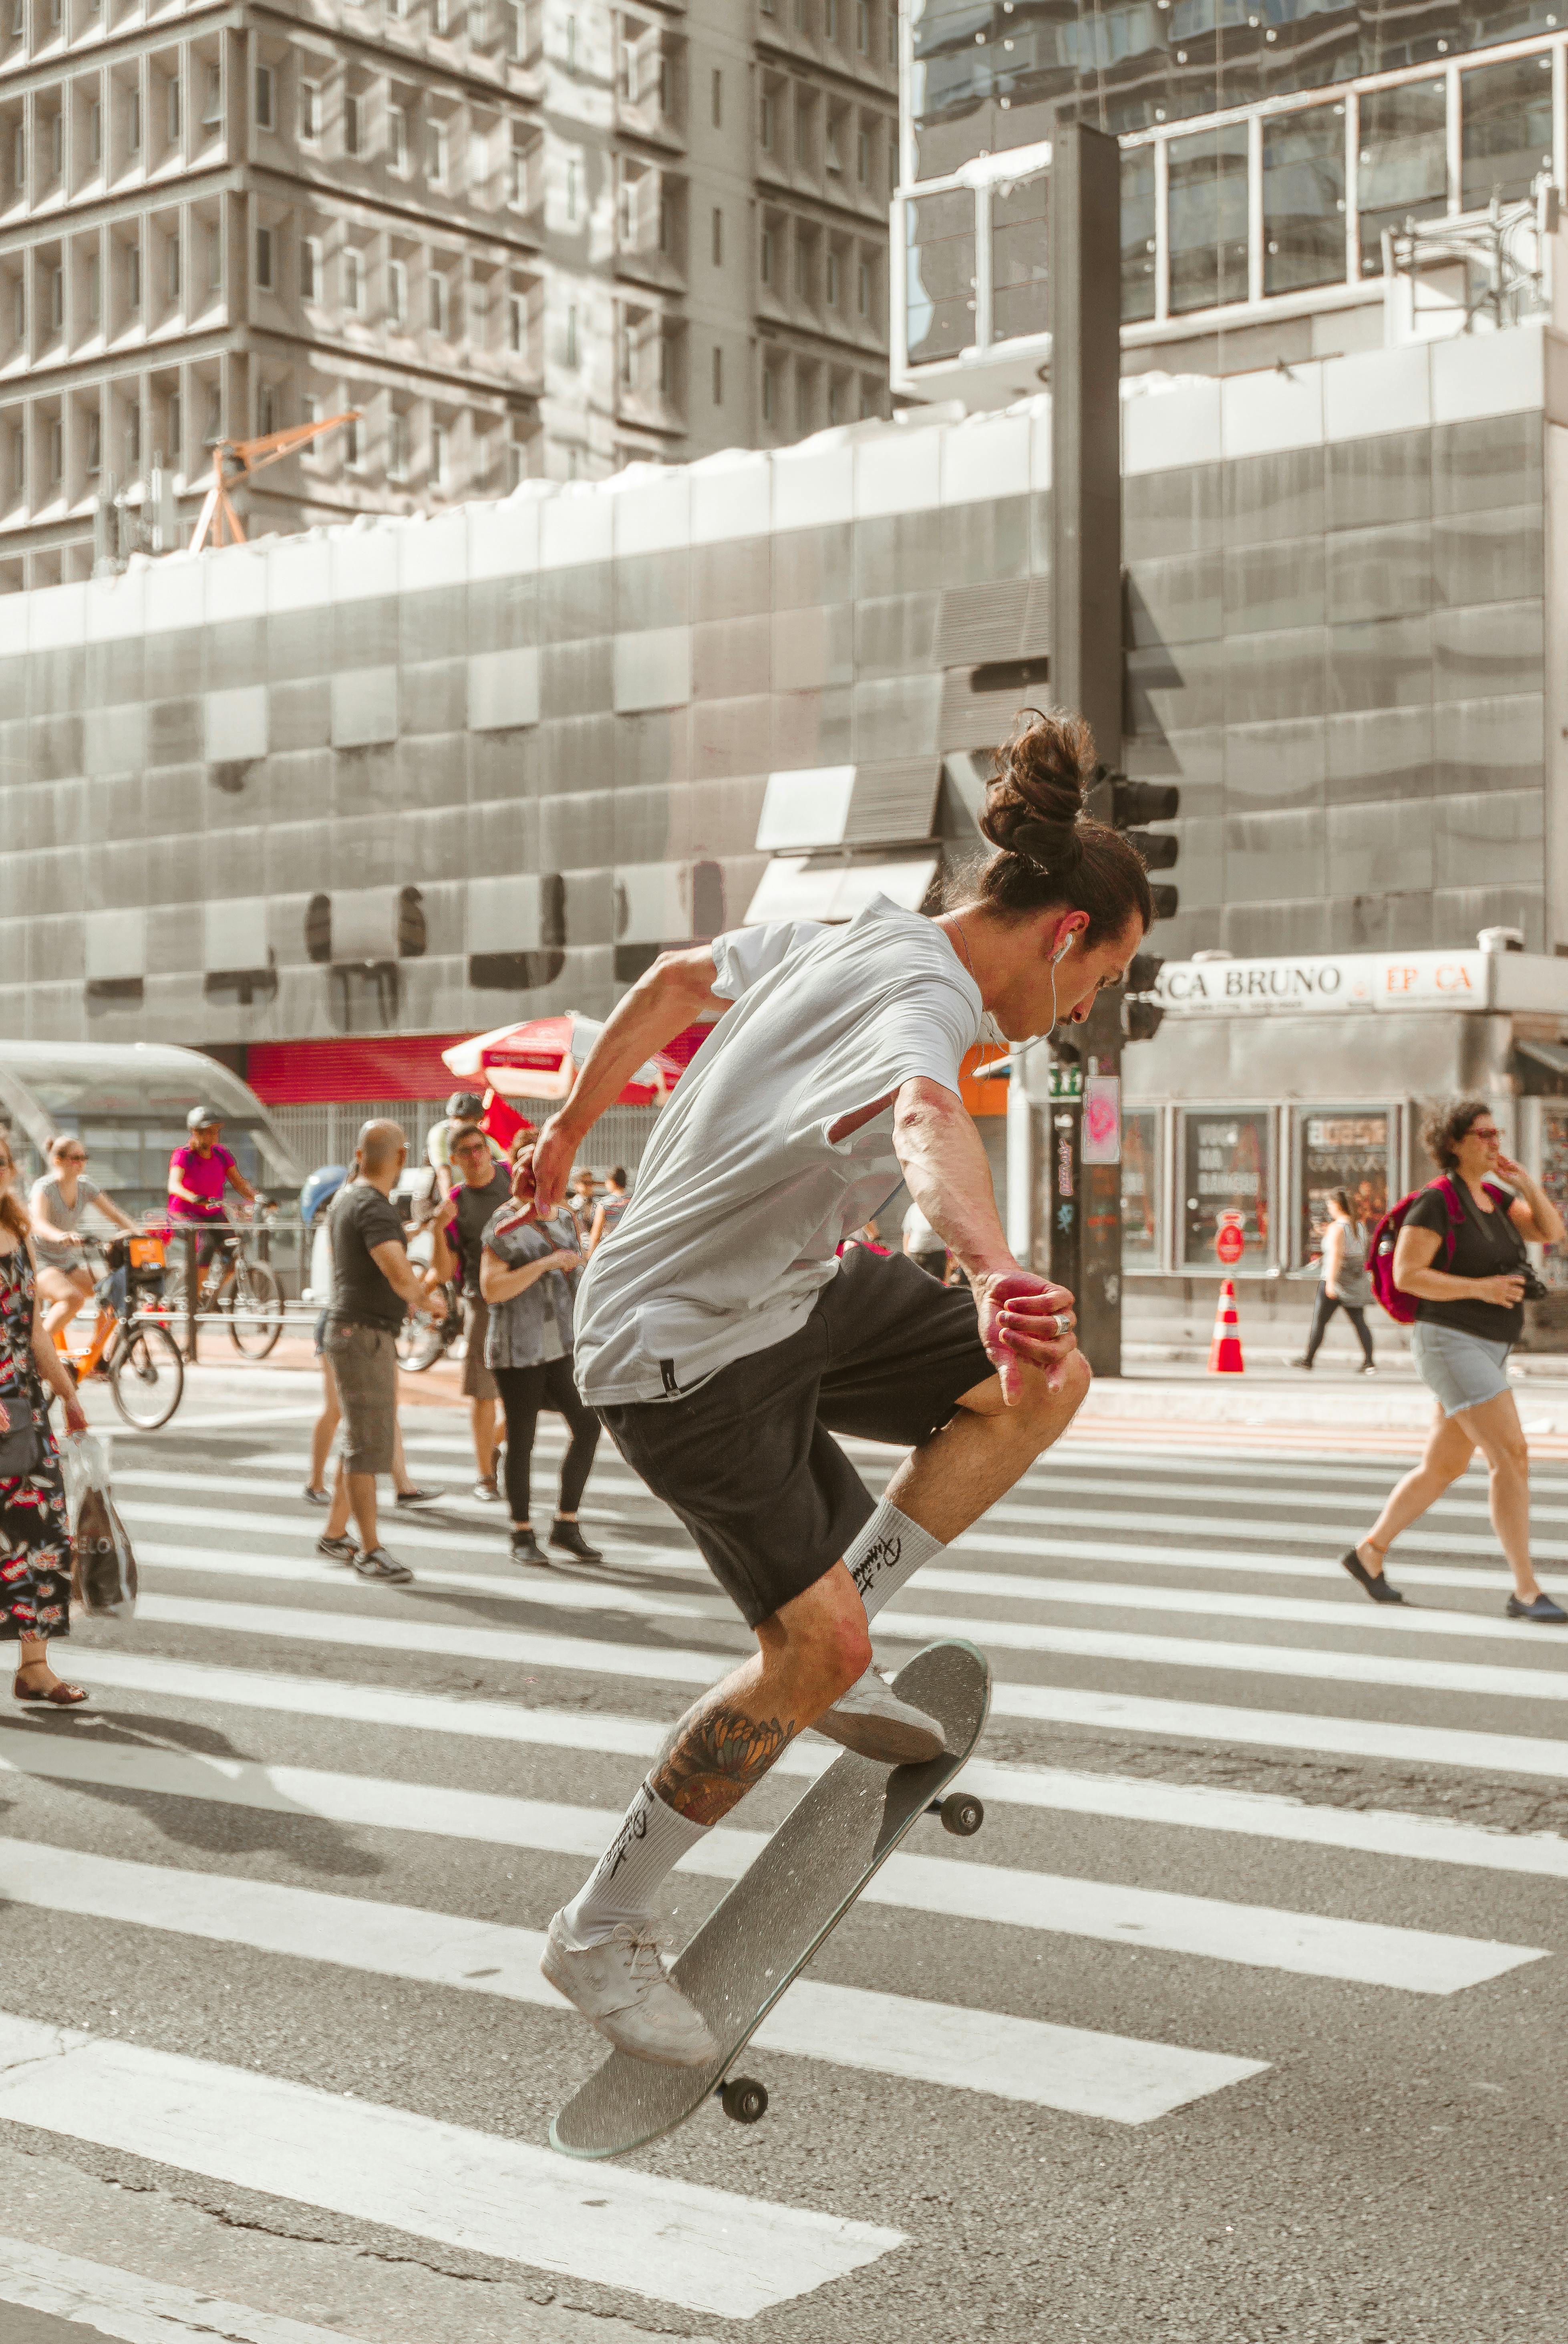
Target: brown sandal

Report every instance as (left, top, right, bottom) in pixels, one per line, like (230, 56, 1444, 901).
(13, 1673, 88, 1706)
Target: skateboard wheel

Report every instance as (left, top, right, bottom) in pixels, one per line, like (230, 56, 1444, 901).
(939, 1791, 984, 1837)
(720, 2076, 769, 2125)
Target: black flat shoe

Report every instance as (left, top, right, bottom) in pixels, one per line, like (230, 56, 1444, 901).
(510, 1529, 549, 1567)
(1507, 1592, 1568, 1623)
(550, 1519, 603, 1561)
(1340, 1548, 1405, 1604)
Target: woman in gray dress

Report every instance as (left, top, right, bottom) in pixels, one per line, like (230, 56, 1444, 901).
(479, 1165, 603, 1569)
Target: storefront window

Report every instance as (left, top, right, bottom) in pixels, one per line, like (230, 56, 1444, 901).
(1539, 1106, 1568, 1292)
(1122, 1109, 1160, 1266)
(1182, 1108, 1271, 1269)
(1298, 1110, 1390, 1264)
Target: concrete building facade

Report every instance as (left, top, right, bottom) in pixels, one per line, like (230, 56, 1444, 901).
(0, 0, 897, 589)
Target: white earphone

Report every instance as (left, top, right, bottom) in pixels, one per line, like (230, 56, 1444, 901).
(1051, 935, 1072, 966)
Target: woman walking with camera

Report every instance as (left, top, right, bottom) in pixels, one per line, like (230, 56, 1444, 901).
(1343, 1099, 1567, 1620)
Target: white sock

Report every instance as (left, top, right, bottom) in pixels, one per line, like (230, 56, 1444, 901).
(842, 1500, 945, 1626)
(559, 1777, 711, 1948)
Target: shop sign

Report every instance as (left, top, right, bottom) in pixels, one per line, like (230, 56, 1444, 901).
(1081, 1074, 1121, 1165)
(1155, 951, 1487, 1017)
(1047, 1062, 1083, 1099)
(1215, 1213, 1245, 1266)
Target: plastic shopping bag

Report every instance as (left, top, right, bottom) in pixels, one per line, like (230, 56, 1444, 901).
(60, 1430, 138, 1620)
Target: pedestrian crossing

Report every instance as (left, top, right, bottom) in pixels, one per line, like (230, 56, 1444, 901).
(8, 1410, 1568, 2323)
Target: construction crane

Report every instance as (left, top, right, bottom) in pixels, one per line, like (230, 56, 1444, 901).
(189, 409, 362, 554)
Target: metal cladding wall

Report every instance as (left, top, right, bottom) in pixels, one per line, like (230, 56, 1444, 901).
(0, 320, 1558, 1062)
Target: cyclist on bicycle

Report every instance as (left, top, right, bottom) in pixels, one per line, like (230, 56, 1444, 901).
(167, 1106, 259, 1278)
(30, 1133, 141, 1340)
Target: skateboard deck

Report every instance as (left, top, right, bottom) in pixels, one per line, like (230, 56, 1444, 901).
(550, 1637, 992, 2160)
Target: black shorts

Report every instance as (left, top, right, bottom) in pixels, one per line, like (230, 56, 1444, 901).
(597, 1246, 994, 1630)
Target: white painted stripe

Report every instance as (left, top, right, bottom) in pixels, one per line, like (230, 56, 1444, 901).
(0, 1841, 1264, 2126)
(60, 1647, 1568, 1876)
(954, 1530, 1510, 1591)
(0, 2236, 374, 2344)
(966, 1498, 1568, 1561)
(0, 2013, 901, 2319)
(125, 1588, 1568, 1709)
(872, 1603, 1568, 1701)
(992, 1682, 1568, 1778)
(0, 1728, 1535, 1991)
(131, 1534, 1546, 1644)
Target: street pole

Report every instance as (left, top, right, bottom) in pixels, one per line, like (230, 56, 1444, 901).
(1047, 119, 1123, 1375)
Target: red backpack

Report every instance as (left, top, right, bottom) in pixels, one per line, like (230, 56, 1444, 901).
(1367, 1177, 1512, 1323)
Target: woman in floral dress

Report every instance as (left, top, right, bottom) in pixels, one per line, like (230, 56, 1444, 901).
(0, 1134, 89, 1703)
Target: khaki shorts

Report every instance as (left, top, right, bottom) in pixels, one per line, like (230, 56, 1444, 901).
(323, 1320, 398, 1475)
(462, 1296, 499, 1401)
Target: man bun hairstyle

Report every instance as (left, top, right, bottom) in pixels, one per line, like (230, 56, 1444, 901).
(1422, 1096, 1492, 1174)
(960, 708, 1155, 946)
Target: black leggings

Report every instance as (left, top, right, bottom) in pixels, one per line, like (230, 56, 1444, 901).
(492, 1357, 601, 1524)
(1303, 1285, 1373, 1366)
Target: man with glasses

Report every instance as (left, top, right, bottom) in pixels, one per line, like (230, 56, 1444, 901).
(30, 1134, 141, 1341)
(318, 1121, 447, 1582)
(430, 1122, 514, 1500)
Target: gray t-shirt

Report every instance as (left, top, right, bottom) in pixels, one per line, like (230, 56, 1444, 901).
(483, 1207, 580, 1371)
(29, 1173, 102, 1269)
(573, 896, 982, 1405)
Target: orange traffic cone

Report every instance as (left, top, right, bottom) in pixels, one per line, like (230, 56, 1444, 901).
(1208, 1278, 1244, 1374)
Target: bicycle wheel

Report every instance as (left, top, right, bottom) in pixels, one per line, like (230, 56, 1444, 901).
(108, 1320, 184, 1430)
(227, 1259, 284, 1359)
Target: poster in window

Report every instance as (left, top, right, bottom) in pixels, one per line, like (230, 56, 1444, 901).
(1298, 1110, 1390, 1265)
(1121, 1109, 1159, 1265)
(1540, 1108, 1568, 1292)
(1182, 1109, 1270, 1269)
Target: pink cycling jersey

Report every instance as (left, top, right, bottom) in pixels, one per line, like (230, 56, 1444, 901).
(168, 1142, 235, 1220)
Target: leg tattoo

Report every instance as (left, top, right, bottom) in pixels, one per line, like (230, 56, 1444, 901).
(651, 1699, 797, 1826)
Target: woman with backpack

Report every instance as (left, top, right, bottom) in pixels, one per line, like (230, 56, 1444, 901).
(1343, 1098, 1567, 1622)
(1295, 1189, 1375, 1373)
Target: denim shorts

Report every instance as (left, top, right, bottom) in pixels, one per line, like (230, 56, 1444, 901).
(1410, 1322, 1514, 1417)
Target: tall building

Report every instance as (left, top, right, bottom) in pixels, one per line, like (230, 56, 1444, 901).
(0, 0, 897, 590)
(895, 0, 1565, 404)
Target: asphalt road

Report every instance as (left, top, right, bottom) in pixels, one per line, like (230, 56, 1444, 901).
(0, 1377, 1564, 2344)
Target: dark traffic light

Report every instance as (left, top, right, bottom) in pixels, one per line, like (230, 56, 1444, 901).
(1093, 766, 1180, 918)
(1123, 950, 1165, 1045)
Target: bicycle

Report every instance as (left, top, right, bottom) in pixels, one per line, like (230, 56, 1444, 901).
(162, 1202, 286, 1360)
(54, 1235, 185, 1431)
(397, 1278, 461, 1372)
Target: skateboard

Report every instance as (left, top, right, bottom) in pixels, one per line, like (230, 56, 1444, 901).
(549, 1637, 992, 2159)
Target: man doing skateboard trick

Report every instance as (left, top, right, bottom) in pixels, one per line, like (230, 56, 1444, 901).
(519, 711, 1154, 2066)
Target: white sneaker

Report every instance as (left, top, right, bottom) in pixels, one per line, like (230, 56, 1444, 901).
(541, 1913, 719, 2069)
(813, 1666, 945, 1765)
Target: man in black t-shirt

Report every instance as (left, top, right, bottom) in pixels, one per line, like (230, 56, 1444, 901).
(430, 1123, 513, 1500)
(319, 1121, 447, 1582)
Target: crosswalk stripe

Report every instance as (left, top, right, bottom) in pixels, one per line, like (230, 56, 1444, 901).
(0, 2236, 374, 2344)
(0, 2011, 902, 2318)
(129, 1534, 1550, 1645)
(0, 1726, 1537, 1990)
(955, 1531, 1509, 1590)
(61, 1649, 1568, 1881)
(964, 1499, 1568, 1561)
(0, 1840, 1265, 2126)
(123, 1587, 1568, 1710)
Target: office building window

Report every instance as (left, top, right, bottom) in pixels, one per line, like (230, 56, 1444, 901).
(388, 256, 407, 322)
(857, 124, 870, 183)
(202, 63, 221, 127)
(509, 120, 528, 204)
(761, 225, 773, 284)
(87, 99, 101, 163)
(47, 262, 61, 326)
(343, 246, 363, 312)
(429, 119, 447, 182)
(856, 0, 869, 52)
(300, 81, 319, 142)
(255, 225, 272, 289)
(165, 235, 179, 301)
(166, 75, 180, 143)
(47, 109, 60, 176)
(507, 287, 524, 350)
(1121, 143, 1156, 323)
(204, 223, 220, 292)
(795, 96, 809, 167)
(566, 153, 578, 220)
(125, 402, 139, 468)
(761, 364, 776, 424)
(344, 93, 362, 156)
(1461, 53, 1555, 210)
(760, 91, 773, 148)
(87, 251, 100, 320)
(389, 409, 409, 479)
(256, 382, 275, 437)
(126, 87, 140, 153)
(203, 384, 220, 443)
(1358, 79, 1446, 275)
(711, 343, 721, 404)
(429, 269, 448, 335)
(1167, 124, 1248, 312)
(431, 422, 447, 484)
(300, 235, 319, 297)
(711, 205, 723, 265)
(711, 67, 721, 127)
(12, 277, 22, 339)
(856, 255, 870, 314)
(825, 246, 839, 306)
(1262, 106, 1346, 297)
(166, 391, 179, 458)
(345, 411, 361, 465)
(824, 0, 837, 34)
(825, 116, 841, 172)
(565, 301, 578, 364)
(10, 124, 22, 191)
(48, 416, 60, 481)
(125, 240, 139, 307)
(388, 106, 408, 171)
(254, 64, 274, 127)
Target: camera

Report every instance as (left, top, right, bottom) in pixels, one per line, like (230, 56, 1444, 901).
(1519, 1265, 1551, 1304)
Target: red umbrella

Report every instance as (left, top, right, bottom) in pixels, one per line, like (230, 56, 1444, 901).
(442, 1013, 682, 1106)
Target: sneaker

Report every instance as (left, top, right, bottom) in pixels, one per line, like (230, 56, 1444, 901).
(1507, 1590, 1568, 1623)
(813, 1665, 945, 1765)
(353, 1547, 414, 1584)
(316, 1533, 358, 1564)
(472, 1477, 501, 1503)
(395, 1484, 445, 1507)
(509, 1527, 549, 1566)
(302, 1484, 332, 1507)
(541, 1913, 719, 2069)
(550, 1518, 603, 1561)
